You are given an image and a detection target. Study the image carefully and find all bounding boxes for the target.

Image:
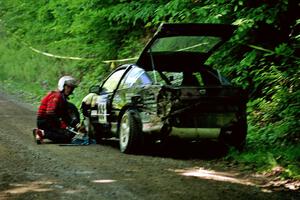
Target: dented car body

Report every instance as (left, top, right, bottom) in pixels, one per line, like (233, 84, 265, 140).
(82, 23, 248, 153)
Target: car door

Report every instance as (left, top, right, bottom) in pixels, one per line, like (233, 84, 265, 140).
(113, 66, 153, 111)
(96, 67, 128, 124)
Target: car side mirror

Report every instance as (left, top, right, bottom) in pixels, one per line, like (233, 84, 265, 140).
(89, 85, 101, 94)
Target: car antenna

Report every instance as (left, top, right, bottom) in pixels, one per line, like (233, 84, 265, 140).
(149, 47, 157, 83)
(217, 69, 224, 85)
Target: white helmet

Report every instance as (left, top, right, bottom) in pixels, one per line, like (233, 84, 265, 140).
(58, 76, 77, 91)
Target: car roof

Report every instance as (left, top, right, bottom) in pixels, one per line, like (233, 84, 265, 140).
(136, 23, 236, 72)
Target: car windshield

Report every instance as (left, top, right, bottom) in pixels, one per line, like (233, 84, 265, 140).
(102, 69, 126, 93)
(149, 36, 221, 53)
(120, 67, 152, 89)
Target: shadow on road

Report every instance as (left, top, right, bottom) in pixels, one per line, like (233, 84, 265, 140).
(100, 136, 229, 160)
(144, 137, 229, 159)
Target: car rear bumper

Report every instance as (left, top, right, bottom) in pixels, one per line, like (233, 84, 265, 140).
(142, 121, 221, 139)
(170, 127, 221, 139)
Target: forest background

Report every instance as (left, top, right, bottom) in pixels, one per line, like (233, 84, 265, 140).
(0, 0, 299, 180)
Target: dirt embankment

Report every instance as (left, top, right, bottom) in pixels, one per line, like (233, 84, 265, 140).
(0, 91, 299, 200)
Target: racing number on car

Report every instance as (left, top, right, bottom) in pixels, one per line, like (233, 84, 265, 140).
(98, 102, 107, 123)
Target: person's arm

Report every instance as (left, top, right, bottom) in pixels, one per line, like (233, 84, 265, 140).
(45, 93, 62, 127)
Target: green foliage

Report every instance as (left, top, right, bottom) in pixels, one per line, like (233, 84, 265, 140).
(0, 0, 299, 179)
(226, 143, 300, 180)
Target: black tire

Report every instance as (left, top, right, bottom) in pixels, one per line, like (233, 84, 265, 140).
(220, 117, 247, 151)
(67, 102, 80, 128)
(118, 109, 143, 154)
(84, 117, 103, 144)
(93, 123, 105, 144)
(232, 119, 247, 150)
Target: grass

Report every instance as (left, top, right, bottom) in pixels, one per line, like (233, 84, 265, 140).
(225, 141, 300, 180)
(0, 34, 86, 107)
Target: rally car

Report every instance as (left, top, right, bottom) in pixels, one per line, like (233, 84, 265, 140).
(81, 23, 248, 153)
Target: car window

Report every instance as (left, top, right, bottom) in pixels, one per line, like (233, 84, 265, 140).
(147, 71, 164, 85)
(153, 71, 204, 87)
(102, 69, 126, 93)
(148, 69, 230, 87)
(201, 69, 231, 86)
(120, 67, 152, 89)
(132, 72, 152, 87)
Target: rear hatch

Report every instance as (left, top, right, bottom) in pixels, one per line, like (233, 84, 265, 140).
(136, 23, 236, 72)
(136, 23, 245, 129)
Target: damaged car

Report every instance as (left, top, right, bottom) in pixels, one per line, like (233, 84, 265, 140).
(81, 23, 248, 153)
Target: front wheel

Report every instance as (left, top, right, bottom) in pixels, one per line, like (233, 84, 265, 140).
(118, 109, 143, 154)
(83, 117, 103, 144)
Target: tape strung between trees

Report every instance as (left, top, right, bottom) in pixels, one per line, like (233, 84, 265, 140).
(27, 41, 299, 69)
(8, 29, 300, 69)
(29, 46, 89, 60)
(28, 45, 138, 68)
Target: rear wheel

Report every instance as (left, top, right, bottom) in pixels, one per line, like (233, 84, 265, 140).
(220, 117, 247, 150)
(118, 109, 143, 154)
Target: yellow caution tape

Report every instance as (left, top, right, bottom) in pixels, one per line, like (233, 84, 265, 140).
(29, 46, 91, 60)
(28, 45, 138, 67)
(5, 29, 141, 68)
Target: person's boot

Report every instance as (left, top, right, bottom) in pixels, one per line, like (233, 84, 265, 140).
(32, 128, 44, 144)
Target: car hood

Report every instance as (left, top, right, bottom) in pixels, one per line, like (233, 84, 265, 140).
(136, 23, 236, 72)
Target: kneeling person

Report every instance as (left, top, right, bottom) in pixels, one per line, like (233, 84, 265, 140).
(33, 76, 80, 144)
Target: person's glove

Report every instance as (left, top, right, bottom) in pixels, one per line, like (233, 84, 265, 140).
(60, 121, 68, 129)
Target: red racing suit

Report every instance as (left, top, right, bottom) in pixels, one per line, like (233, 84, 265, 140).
(37, 90, 69, 129)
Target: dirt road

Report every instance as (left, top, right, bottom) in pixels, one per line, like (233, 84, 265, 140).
(0, 91, 299, 200)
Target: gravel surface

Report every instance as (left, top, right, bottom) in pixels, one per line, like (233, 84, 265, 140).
(0, 91, 299, 200)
